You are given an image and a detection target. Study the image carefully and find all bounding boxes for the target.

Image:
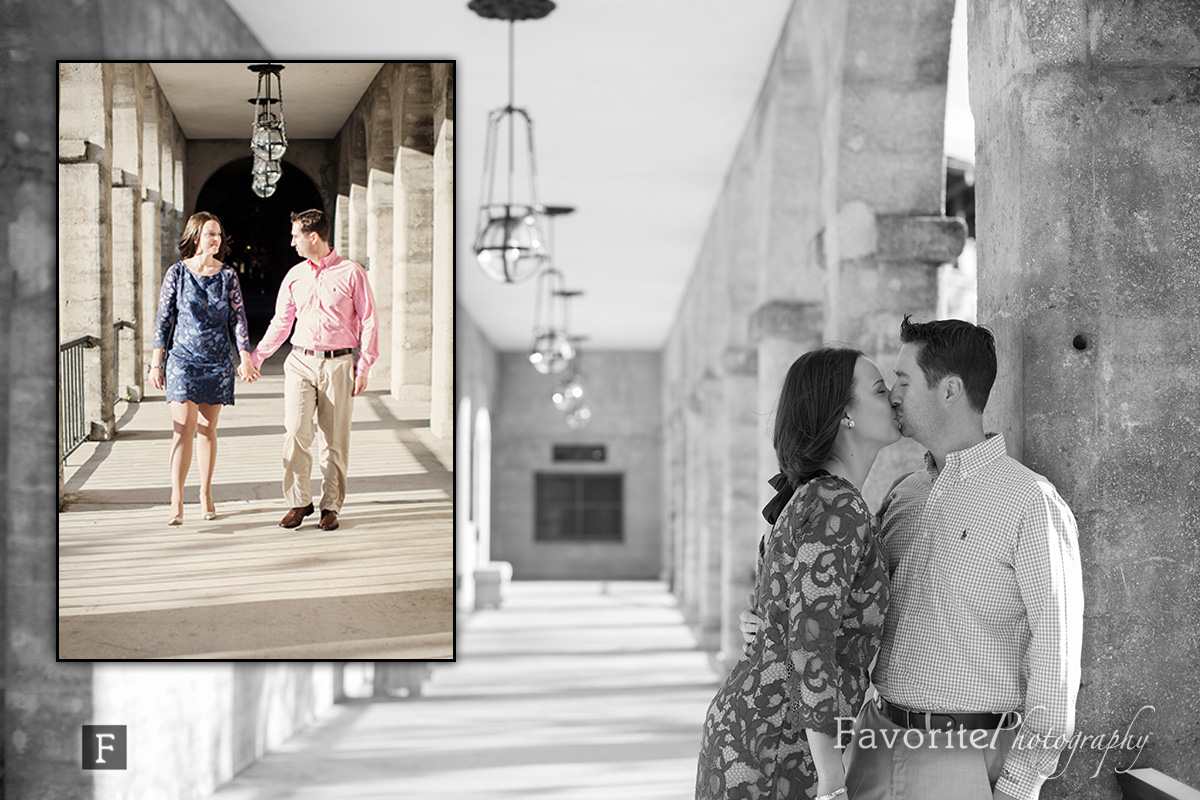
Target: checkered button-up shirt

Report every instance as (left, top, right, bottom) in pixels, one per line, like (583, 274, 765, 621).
(874, 434, 1084, 800)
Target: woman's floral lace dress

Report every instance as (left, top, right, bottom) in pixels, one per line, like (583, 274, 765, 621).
(696, 473, 889, 800)
(153, 261, 251, 406)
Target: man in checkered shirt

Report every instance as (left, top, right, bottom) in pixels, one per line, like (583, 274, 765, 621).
(741, 316, 1084, 799)
(842, 316, 1084, 800)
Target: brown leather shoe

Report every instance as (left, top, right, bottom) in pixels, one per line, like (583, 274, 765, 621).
(318, 509, 339, 531)
(279, 503, 315, 528)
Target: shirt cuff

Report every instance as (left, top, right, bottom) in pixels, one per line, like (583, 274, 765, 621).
(995, 760, 1048, 800)
(250, 350, 266, 370)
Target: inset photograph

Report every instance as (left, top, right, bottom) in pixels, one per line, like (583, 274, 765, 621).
(56, 61, 455, 660)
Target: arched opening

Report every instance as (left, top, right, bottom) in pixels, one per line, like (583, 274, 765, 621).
(195, 158, 325, 339)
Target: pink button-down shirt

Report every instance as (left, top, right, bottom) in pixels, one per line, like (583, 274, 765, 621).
(251, 249, 379, 377)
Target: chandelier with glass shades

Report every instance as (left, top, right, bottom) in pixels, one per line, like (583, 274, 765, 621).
(248, 63, 287, 198)
(469, 0, 556, 283)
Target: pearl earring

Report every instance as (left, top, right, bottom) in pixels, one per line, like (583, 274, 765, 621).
(843, 418, 855, 429)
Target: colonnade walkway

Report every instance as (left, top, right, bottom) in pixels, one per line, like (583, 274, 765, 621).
(57, 351, 454, 659)
(209, 581, 722, 799)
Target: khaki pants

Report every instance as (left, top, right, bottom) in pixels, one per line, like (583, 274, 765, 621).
(282, 349, 355, 513)
(843, 698, 1017, 800)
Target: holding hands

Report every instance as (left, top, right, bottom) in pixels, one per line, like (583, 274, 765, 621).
(238, 353, 260, 383)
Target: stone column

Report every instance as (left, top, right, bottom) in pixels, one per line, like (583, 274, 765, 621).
(111, 174, 141, 401)
(970, 2, 1200, 796)
(348, 184, 368, 267)
(392, 66, 435, 402)
(751, 301, 825, 516)
(365, 166, 393, 384)
(334, 192, 351, 255)
(455, 398, 476, 613)
(718, 347, 760, 668)
(696, 370, 724, 650)
(58, 63, 115, 441)
(428, 64, 454, 439)
(140, 189, 163, 367)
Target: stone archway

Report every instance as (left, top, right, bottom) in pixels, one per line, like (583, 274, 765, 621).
(195, 158, 325, 339)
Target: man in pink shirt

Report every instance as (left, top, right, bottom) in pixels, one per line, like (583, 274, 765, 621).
(240, 209, 379, 531)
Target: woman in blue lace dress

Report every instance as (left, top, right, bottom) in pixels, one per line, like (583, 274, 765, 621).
(696, 347, 900, 800)
(149, 212, 253, 525)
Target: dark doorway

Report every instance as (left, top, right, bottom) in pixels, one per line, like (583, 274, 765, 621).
(196, 158, 326, 340)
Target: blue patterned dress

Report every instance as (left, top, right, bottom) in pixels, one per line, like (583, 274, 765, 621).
(153, 261, 251, 406)
(696, 473, 890, 800)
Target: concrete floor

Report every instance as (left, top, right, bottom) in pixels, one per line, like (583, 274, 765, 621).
(207, 581, 722, 800)
(57, 351, 454, 659)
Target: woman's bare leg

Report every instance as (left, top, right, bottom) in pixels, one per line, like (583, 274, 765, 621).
(196, 403, 223, 515)
(169, 401, 199, 520)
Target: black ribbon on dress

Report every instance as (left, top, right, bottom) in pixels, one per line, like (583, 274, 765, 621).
(761, 472, 796, 525)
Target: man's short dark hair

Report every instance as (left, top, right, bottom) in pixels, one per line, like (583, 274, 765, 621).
(899, 315, 996, 413)
(290, 208, 330, 243)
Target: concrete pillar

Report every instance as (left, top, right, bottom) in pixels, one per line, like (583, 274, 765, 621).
(392, 68, 435, 401)
(680, 400, 704, 625)
(718, 347, 760, 667)
(429, 64, 454, 439)
(58, 63, 115, 441)
(111, 63, 142, 402)
(455, 398, 476, 614)
(348, 184, 367, 267)
(695, 371, 724, 650)
(751, 301, 825, 512)
(334, 193, 350, 256)
(970, 2, 1200, 795)
(365, 167, 393, 384)
(833, 0, 959, 506)
(140, 189, 163, 372)
(111, 177, 141, 401)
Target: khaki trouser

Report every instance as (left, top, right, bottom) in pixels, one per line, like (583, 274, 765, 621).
(282, 349, 355, 513)
(843, 697, 1018, 800)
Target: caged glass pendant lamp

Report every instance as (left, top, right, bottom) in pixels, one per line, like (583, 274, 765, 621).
(552, 336, 587, 412)
(527, 204, 576, 374)
(528, 268, 575, 374)
(469, 0, 556, 283)
(248, 63, 288, 199)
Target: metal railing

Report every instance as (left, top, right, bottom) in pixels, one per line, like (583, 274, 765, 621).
(59, 334, 99, 461)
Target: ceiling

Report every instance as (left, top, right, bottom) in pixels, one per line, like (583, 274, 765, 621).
(149, 62, 385, 139)
(211, 0, 970, 352)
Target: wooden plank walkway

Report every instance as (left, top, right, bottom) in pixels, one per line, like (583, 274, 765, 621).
(57, 353, 453, 660)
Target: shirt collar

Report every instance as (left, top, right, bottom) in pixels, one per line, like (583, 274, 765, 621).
(923, 432, 1006, 481)
(308, 248, 338, 271)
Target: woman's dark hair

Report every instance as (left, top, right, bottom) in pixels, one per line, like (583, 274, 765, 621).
(772, 346, 862, 487)
(178, 211, 231, 260)
(899, 314, 996, 413)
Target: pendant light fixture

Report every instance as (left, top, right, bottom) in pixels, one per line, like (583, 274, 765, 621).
(469, 0, 556, 283)
(248, 63, 287, 199)
(527, 204, 576, 373)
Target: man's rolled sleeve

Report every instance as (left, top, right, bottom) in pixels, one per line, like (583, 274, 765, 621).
(995, 485, 1084, 800)
(353, 268, 379, 378)
(251, 271, 298, 369)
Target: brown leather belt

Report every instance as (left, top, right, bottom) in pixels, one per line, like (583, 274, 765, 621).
(878, 696, 1012, 731)
(294, 345, 353, 359)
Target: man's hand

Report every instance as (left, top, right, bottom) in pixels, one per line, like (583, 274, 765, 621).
(353, 373, 368, 396)
(739, 592, 761, 655)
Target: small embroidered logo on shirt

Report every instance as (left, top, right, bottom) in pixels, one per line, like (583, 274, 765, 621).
(961, 529, 968, 540)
